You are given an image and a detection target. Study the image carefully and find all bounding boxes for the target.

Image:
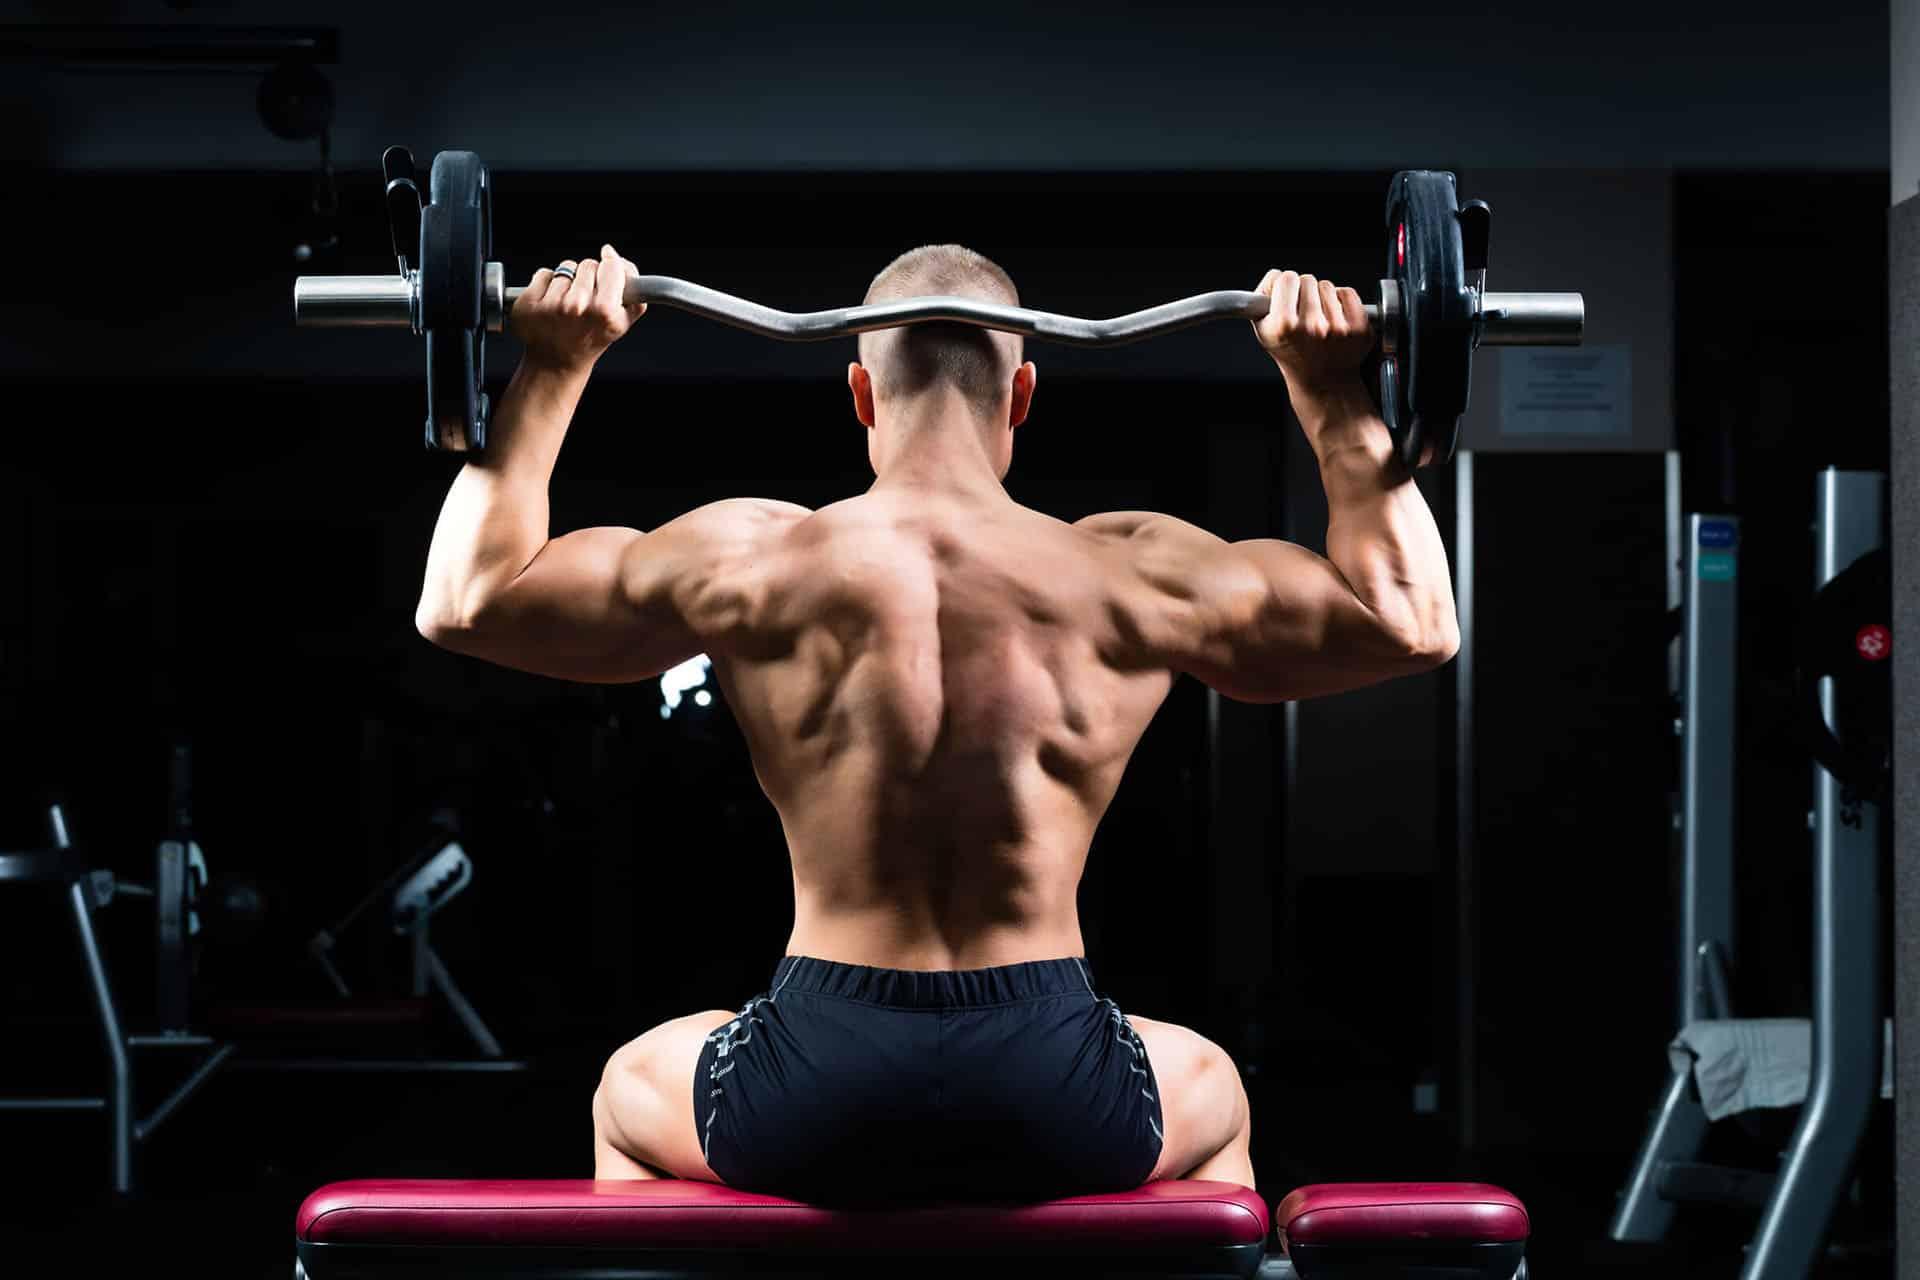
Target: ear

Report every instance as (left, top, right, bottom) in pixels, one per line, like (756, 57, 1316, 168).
(1009, 361, 1037, 429)
(848, 362, 876, 429)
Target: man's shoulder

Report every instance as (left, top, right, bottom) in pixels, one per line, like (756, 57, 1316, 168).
(695, 496, 814, 524)
(669, 497, 815, 547)
(1069, 510, 1182, 543)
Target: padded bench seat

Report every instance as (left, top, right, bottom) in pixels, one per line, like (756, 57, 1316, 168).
(295, 1178, 1528, 1280)
(297, 1178, 1270, 1278)
(1276, 1184, 1530, 1279)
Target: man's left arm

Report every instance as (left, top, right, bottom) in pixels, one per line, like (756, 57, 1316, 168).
(418, 486, 807, 684)
(414, 246, 809, 682)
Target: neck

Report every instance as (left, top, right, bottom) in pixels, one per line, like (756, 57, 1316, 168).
(871, 394, 1006, 497)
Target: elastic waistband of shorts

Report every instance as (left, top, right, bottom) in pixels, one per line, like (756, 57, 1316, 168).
(769, 955, 1097, 1007)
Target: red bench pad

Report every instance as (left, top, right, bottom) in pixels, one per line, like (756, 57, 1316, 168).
(1275, 1183, 1529, 1250)
(298, 1178, 1270, 1252)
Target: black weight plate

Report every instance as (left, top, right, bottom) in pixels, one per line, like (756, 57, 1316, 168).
(422, 150, 489, 452)
(1382, 171, 1473, 468)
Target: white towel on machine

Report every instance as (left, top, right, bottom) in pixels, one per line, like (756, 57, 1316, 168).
(1670, 1018, 1894, 1122)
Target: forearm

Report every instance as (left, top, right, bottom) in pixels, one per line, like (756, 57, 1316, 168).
(417, 358, 593, 629)
(1294, 379, 1458, 656)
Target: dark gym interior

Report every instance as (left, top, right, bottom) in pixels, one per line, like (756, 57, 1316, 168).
(1, 3, 1912, 1277)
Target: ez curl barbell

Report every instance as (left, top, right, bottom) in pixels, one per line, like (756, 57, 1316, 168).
(294, 147, 1584, 469)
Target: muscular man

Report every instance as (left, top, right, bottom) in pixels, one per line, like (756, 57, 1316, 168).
(416, 242, 1457, 1204)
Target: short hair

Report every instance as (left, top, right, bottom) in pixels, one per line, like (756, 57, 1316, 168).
(858, 245, 1022, 415)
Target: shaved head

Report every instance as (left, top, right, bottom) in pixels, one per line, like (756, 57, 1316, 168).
(857, 245, 1022, 416)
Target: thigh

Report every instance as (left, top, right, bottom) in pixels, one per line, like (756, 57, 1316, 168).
(597, 1009, 737, 1181)
(1125, 1014, 1248, 1183)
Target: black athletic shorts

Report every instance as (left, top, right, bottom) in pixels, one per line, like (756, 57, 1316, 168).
(692, 955, 1165, 1206)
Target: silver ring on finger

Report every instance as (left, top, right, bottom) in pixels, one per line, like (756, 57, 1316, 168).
(552, 265, 576, 281)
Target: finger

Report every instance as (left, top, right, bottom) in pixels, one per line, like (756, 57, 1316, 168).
(1254, 268, 1288, 346)
(1319, 279, 1342, 334)
(1298, 274, 1324, 332)
(1337, 285, 1368, 334)
(1298, 274, 1331, 340)
(1253, 269, 1277, 332)
(595, 244, 625, 316)
(524, 267, 555, 305)
(1275, 270, 1302, 330)
(601, 244, 647, 320)
(549, 260, 579, 302)
(619, 254, 646, 316)
(567, 258, 599, 313)
(623, 260, 647, 318)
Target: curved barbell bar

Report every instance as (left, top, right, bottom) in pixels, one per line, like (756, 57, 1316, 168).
(294, 271, 1585, 349)
(572, 278, 1284, 347)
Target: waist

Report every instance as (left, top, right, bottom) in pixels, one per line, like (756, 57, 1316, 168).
(769, 955, 1097, 1008)
(786, 897, 1087, 972)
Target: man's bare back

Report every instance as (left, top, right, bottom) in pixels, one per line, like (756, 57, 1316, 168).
(414, 243, 1458, 1196)
(713, 488, 1176, 970)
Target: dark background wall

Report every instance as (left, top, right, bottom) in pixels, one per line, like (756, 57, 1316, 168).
(1, 1, 1887, 174)
(0, 3, 1898, 1275)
